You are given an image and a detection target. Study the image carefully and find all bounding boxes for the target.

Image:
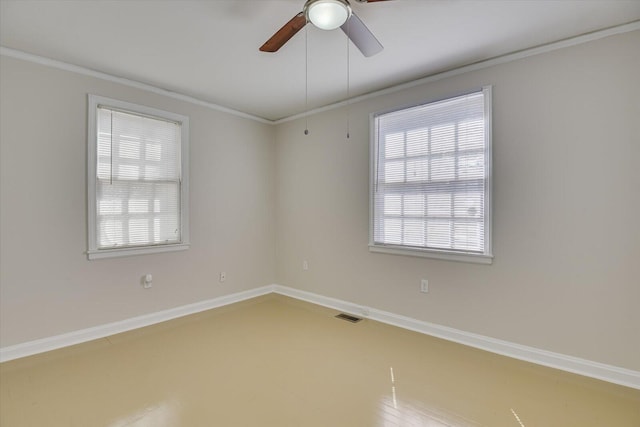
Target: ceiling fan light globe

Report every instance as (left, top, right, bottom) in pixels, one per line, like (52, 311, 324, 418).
(306, 0, 352, 30)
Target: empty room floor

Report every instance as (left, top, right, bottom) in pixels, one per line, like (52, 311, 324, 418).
(0, 294, 638, 426)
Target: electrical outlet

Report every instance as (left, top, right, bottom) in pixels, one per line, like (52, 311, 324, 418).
(303, 260, 308, 271)
(142, 274, 152, 289)
(219, 272, 226, 282)
(420, 279, 429, 293)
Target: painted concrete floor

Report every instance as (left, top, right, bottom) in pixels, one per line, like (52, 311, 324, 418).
(1, 294, 638, 426)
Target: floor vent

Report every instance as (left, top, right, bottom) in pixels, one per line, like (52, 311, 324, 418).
(335, 313, 363, 323)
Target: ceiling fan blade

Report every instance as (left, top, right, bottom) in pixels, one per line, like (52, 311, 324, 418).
(340, 13, 383, 57)
(260, 12, 307, 53)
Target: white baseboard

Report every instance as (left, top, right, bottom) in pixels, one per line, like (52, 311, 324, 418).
(2, 283, 638, 390)
(269, 285, 640, 390)
(0, 286, 274, 363)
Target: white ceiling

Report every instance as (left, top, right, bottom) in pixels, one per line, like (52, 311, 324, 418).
(1, 0, 639, 121)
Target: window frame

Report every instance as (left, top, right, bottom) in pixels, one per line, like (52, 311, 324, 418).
(369, 86, 493, 264)
(87, 94, 190, 260)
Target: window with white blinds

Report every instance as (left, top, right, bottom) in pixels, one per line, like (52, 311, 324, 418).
(370, 87, 492, 263)
(87, 95, 189, 259)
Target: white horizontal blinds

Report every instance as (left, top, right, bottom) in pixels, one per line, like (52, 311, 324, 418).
(373, 91, 487, 253)
(96, 106, 182, 249)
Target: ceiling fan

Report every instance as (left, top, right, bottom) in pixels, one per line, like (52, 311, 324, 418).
(259, 0, 390, 57)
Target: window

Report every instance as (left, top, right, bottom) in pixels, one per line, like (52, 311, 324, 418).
(370, 87, 492, 263)
(87, 95, 189, 259)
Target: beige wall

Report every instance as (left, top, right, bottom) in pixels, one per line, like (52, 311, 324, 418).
(0, 56, 276, 346)
(275, 30, 640, 370)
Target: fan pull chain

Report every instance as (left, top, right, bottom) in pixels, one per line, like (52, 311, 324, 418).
(346, 17, 350, 140)
(304, 24, 309, 136)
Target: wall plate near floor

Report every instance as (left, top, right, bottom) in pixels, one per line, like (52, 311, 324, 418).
(142, 274, 153, 289)
(420, 279, 429, 293)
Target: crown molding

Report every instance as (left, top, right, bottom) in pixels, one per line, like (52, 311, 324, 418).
(2, 20, 638, 125)
(273, 20, 640, 124)
(0, 46, 272, 125)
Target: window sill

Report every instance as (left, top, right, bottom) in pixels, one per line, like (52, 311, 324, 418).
(369, 244, 493, 264)
(87, 243, 190, 260)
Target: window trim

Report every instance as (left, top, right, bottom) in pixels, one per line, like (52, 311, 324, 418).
(87, 94, 190, 260)
(368, 86, 493, 264)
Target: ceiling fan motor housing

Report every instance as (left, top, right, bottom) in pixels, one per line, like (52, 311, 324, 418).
(304, 0, 353, 30)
